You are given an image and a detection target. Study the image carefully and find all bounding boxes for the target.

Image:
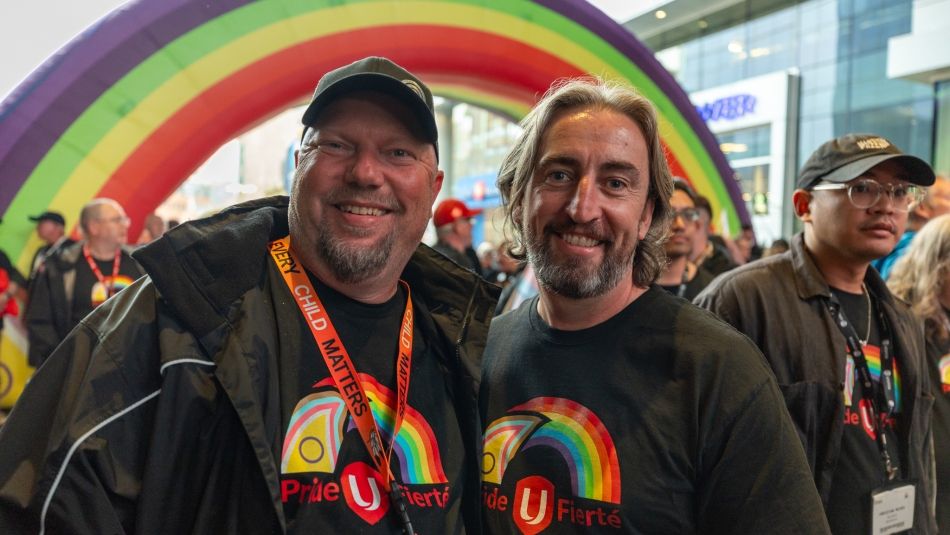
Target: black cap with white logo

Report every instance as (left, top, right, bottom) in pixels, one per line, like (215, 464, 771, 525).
(797, 133, 934, 190)
(301, 56, 438, 157)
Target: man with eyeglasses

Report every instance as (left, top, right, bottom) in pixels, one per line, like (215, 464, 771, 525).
(657, 180, 715, 300)
(25, 198, 143, 367)
(697, 133, 937, 534)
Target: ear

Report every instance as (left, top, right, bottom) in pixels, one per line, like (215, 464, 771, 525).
(638, 196, 655, 240)
(912, 199, 932, 220)
(792, 189, 812, 222)
(432, 170, 445, 199)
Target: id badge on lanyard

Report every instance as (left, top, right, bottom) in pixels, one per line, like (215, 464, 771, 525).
(870, 481, 915, 535)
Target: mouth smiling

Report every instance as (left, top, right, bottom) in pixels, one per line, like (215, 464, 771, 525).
(561, 233, 600, 247)
(337, 204, 388, 217)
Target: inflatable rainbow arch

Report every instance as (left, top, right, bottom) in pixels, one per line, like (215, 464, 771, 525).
(0, 0, 745, 405)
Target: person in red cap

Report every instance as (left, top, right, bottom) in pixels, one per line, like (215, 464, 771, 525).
(432, 198, 484, 276)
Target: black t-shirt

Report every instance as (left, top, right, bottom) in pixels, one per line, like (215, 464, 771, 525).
(480, 286, 828, 534)
(70, 250, 141, 326)
(658, 266, 715, 301)
(928, 309, 950, 531)
(826, 288, 904, 535)
(269, 263, 466, 534)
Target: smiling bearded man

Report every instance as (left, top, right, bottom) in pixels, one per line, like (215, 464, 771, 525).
(478, 77, 829, 534)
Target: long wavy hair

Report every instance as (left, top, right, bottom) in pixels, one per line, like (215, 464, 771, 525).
(887, 213, 950, 342)
(496, 77, 673, 288)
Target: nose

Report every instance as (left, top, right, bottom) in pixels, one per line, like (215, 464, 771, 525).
(566, 175, 600, 224)
(346, 148, 384, 188)
(671, 211, 687, 229)
(870, 186, 897, 214)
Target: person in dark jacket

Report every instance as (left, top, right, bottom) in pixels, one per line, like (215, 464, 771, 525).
(25, 198, 142, 368)
(26, 210, 74, 282)
(697, 133, 938, 534)
(0, 57, 498, 534)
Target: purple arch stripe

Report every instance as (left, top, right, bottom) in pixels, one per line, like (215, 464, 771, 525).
(0, 0, 250, 209)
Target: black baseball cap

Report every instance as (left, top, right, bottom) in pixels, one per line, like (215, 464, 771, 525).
(797, 133, 934, 190)
(300, 56, 438, 158)
(28, 211, 66, 226)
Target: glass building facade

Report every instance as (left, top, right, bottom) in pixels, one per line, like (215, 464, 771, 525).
(646, 0, 934, 168)
(634, 0, 941, 241)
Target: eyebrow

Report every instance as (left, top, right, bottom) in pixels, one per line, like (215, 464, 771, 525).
(537, 154, 641, 179)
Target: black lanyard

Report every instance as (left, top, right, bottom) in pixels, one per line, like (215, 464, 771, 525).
(825, 290, 899, 480)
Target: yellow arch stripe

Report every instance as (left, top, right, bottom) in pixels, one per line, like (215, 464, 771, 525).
(47, 1, 708, 215)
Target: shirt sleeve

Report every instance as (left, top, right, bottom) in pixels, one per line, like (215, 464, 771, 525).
(696, 378, 831, 534)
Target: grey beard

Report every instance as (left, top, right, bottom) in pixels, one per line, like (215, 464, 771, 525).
(526, 232, 633, 299)
(314, 228, 396, 284)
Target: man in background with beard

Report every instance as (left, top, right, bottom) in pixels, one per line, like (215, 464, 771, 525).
(0, 56, 497, 534)
(478, 78, 828, 533)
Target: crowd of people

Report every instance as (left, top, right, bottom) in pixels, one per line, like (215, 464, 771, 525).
(0, 56, 946, 534)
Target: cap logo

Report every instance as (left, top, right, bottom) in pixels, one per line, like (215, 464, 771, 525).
(856, 138, 890, 150)
(402, 79, 425, 101)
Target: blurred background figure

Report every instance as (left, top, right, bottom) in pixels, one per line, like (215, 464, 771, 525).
(691, 195, 737, 277)
(25, 198, 143, 367)
(476, 241, 500, 281)
(658, 180, 714, 299)
(136, 213, 167, 245)
(432, 198, 484, 276)
(874, 174, 950, 279)
(27, 211, 74, 282)
(0, 218, 27, 310)
(886, 213, 950, 532)
(494, 242, 522, 286)
(763, 238, 790, 258)
(730, 222, 762, 265)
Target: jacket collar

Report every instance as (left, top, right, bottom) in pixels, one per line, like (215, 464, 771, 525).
(789, 231, 896, 307)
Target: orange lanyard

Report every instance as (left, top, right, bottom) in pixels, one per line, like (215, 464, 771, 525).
(268, 236, 413, 492)
(82, 244, 121, 298)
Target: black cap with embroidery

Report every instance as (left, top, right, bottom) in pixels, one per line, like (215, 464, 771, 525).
(300, 56, 437, 158)
(797, 133, 934, 190)
(28, 211, 66, 226)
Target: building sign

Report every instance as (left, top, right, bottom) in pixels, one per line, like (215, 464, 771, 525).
(695, 94, 757, 122)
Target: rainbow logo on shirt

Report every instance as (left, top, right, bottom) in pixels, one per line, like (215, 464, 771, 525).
(843, 344, 902, 409)
(939, 354, 950, 393)
(282, 391, 347, 474)
(482, 397, 620, 504)
(90, 274, 136, 307)
(279, 374, 447, 484)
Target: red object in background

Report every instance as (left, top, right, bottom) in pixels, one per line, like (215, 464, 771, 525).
(0, 269, 18, 318)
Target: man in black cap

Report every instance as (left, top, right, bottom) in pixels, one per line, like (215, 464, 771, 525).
(0, 57, 497, 534)
(26, 210, 74, 281)
(697, 133, 938, 534)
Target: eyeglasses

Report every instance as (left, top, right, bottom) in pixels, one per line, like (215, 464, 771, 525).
(672, 208, 700, 222)
(810, 179, 924, 212)
(100, 215, 131, 226)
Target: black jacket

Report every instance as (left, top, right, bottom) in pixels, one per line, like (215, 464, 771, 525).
(24, 239, 141, 367)
(0, 196, 498, 534)
(695, 232, 936, 533)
